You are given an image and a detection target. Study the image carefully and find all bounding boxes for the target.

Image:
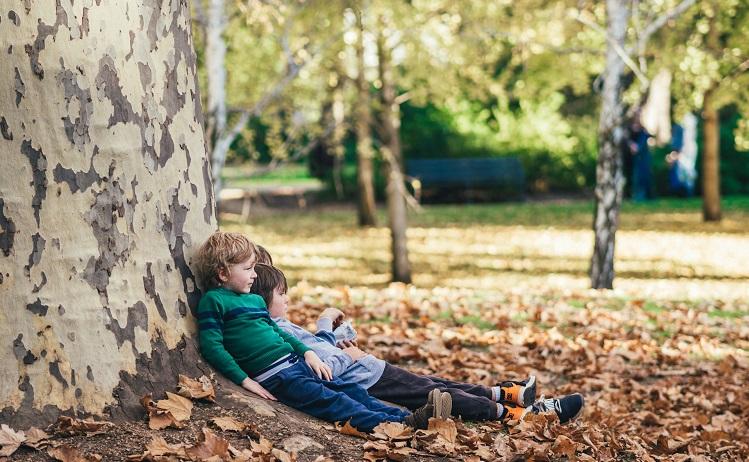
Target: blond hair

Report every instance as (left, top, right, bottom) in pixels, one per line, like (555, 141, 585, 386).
(194, 231, 258, 290)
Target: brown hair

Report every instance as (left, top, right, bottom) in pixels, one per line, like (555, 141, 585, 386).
(194, 231, 257, 290)
(250, 264, 287, 308)
(256, 245, 273, 265)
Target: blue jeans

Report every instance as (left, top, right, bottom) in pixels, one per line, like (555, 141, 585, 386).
(259, 361, 410, 432)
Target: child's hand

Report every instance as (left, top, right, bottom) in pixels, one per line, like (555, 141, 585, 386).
(319, 307, 345, 329)
(241, 377, 277, 401)
(337, 339, 358, 348)
(304, 351, 333, 381)
(342, 346, 367, 361)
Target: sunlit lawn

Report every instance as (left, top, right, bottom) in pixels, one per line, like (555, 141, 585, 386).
(222, 196, 749, 303)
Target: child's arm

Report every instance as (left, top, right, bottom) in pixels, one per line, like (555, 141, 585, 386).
(197, 296, 250, 386)
(303, 350, 333, 380)
(314, 315, 338, 346)
(241, 377, 276, 400)
(317, 308, 358, 347)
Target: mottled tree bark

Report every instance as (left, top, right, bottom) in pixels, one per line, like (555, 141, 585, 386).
(701, 88, 721, 221)
(354, 10, 377, 227)
(377, 25, 411, 284)
(0, 0, 216, 428)
(590, 0, 629, 289)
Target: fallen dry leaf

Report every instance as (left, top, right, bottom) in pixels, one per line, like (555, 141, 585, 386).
(47, 445, 102, 462)
(156, 392, 193, 422)
(146, 436, 188, 458)
(185, 428, 230, 461)
(177, 374, 216, 401)
(210, 416, 247, 432)
(335, 420, 368, 439)
(54, 416, 113, 436)
(0, 424, 25, 457)
(551, 434, 579, 460)
(427, 418, 457, 444)
(371, 421, 412, 441)
(141, 392, 193, 429)
(24, 427, 50, 449)
(271, 447, 296, 462)
(250, 437, 274, 455)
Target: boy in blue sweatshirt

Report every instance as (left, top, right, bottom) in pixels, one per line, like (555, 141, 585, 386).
(193, 232, 451, 431)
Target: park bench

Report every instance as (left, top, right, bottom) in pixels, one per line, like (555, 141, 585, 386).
(406, 157, 525, 201)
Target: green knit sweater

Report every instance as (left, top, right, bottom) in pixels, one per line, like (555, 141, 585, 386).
(196, 287, 310, 385)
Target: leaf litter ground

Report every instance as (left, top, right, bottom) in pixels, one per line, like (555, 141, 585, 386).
(4, 283, 748, 461)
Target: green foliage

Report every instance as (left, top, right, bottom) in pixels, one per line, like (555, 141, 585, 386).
(400, 97, 598, 192)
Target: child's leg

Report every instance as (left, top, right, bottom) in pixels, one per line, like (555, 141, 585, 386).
(324, 376, 410, 419)
(425, 375, 493, 399)
(368, 364, 499, 421)
(429, 374, 537, 407)
(260, 362, 407, 432)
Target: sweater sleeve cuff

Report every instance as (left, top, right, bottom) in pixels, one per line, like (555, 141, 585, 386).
(294, 343, 311, 356)
(229, 370, 249, 386)
(316, 317, 334, 332)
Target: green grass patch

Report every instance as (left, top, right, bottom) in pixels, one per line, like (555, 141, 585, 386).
(708, 309, 749, 319)
(643, 302, 666, 314)
(435, 310, 454, 321)
(222, 164, 322, 188)
(456, 315, 496, 330)
(568, 300, 586, 309)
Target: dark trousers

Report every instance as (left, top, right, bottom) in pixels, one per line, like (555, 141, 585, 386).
(367, 363, 498, 421)
(260, 361, 410, 432)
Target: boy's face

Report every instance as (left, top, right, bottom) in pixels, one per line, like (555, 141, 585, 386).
(268, 286, 289, 319)
(220, 256, 257, 293)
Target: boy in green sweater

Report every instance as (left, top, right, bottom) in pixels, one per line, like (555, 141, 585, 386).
(193, 232, 451, 432)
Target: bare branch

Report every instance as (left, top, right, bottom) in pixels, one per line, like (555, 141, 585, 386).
(247, 123, 337, 177)
(575, 11, 650, 88)
(630, 0, 698, 56)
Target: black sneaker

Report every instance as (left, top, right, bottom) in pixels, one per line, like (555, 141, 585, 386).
(498, 375, 537, 407)
(530, 394, 584, 424)
(405, 389, 453, 429)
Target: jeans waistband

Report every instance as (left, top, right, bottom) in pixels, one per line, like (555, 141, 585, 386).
(253, 353, 299, 383)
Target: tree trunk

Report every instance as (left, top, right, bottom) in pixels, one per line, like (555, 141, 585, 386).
(206, 0, 228, 199)
(701, 6, 721, 222)
(702, 88, 721, 221)
(354, 10, 377, 227)
(0, 0, 216, 428)
(377, 25, 411, 284)
(590, 0, 629, 289)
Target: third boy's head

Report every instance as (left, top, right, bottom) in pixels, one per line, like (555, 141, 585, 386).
(250, 264, 289, 319)
(194, 231, 258, 294)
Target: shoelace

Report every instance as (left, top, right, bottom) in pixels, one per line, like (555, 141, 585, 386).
(532, 396, 558, 414)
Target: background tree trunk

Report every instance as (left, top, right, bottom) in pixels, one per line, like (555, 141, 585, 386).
(206, 0, 228, 198)
(701, 6, 721, 222)
(589, 0, 629, 289)
(377, 24, 411, 284)
(702, 88, 721, 221)
(354, 10, 377, 227)
(0, 0, 216, 428)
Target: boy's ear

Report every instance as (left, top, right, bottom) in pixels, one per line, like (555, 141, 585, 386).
(217, 266, 230, 282)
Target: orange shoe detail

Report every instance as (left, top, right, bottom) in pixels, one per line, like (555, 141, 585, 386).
(501, 383, 522, 405)
(502, 404, 527, 421)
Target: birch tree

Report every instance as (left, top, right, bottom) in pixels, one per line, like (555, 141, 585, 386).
(0, 0, 215, 427)
(585, 0, 697, 289)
